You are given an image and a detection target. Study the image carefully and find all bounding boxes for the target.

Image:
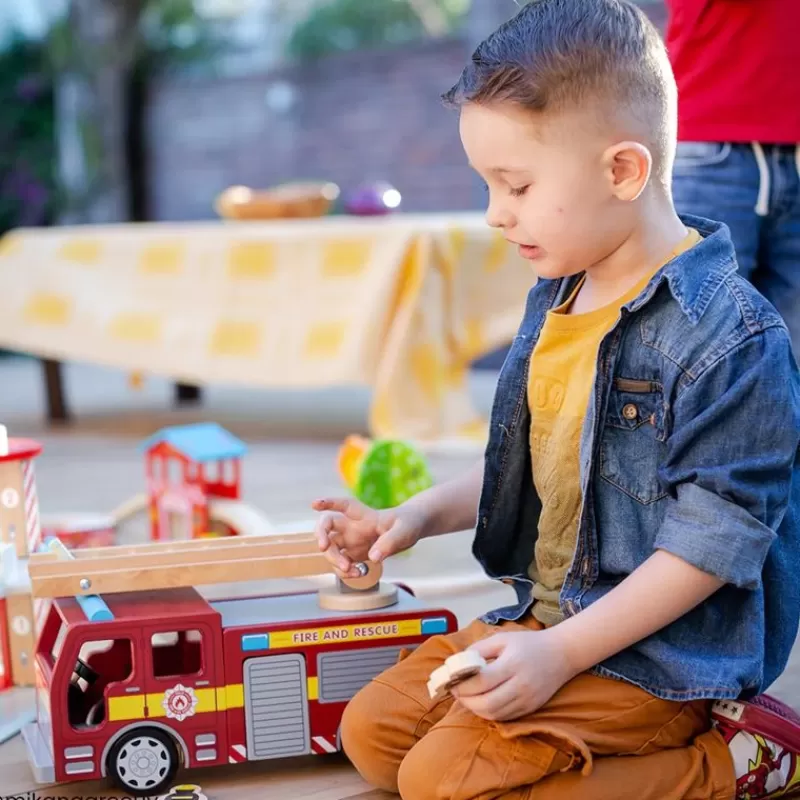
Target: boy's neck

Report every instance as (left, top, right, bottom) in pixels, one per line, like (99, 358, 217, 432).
(570, 193, 688, 314)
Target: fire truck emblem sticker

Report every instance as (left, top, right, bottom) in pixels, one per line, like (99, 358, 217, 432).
(162, 683, 199, 721)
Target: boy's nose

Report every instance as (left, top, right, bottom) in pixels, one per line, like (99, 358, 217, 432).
(485, 201, 514, 230)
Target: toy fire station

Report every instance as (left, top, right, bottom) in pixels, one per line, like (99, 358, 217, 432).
(141, 422, 248, 541)
(0, 424, 44, 692)
(19, 503, 457, 795)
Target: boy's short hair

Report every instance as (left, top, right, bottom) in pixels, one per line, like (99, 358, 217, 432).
(444, 0, 677, 188)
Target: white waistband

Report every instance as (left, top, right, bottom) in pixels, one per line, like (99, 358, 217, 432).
(750, 143, 800, 217)
(751, 142, 770, 216)
(796, 143, 800, 188)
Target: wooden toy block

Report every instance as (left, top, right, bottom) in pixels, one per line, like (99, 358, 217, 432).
(5, 591, 35, 687)
(427, 649, 487, 701)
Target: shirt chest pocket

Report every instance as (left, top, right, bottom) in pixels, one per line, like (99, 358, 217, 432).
(599, 378, 668, 505)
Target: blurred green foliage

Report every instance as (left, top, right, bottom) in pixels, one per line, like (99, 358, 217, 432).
(0, 36, 57, 235)
(139, 0, 220, 74)
(0, 0, 216, 236)
(287, 0, 469, 60)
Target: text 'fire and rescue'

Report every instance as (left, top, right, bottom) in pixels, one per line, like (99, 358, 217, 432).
(287, 622, 404, 645)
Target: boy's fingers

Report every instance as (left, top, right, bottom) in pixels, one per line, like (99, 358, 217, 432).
(369, 521, 411, 562)
(314, 511, 337, 549)
(470, 660, 509, 693)
(322, 537, 351, 573)
(454, 661, 509, 697)
(312, 497, 364, 519)
(314, 513, 351, 572)
(470, 634, 508, 661)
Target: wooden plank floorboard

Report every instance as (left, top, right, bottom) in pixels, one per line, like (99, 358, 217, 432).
(1, 736, 395, 798)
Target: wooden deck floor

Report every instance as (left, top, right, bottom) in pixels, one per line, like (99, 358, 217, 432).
(1, 735, 393, 798)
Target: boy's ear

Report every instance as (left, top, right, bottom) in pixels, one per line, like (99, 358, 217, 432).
(603, 141, 652, 202)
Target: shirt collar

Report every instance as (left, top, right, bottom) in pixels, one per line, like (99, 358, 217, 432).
(627, 214, 738, 323)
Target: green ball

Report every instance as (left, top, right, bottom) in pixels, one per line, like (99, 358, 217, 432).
(354, 440, 434, 510)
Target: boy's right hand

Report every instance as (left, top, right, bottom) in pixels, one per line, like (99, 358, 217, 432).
(311, 497, 427, 579)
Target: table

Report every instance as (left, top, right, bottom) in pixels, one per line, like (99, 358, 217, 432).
(0, 213, 533, 443)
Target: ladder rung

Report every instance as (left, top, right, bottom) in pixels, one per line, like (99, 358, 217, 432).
(29, 551, 331, 599)
(37, 532, 315, 561)
(27, 532, 333, 599)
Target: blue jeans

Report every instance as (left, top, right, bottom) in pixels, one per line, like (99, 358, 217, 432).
(672, 141, 800, 357)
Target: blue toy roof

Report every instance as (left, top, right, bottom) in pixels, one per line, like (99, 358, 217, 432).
(140, 422, 247, 463)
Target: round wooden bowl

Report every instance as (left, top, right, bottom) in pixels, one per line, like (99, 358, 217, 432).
(215, 181, 340, 220)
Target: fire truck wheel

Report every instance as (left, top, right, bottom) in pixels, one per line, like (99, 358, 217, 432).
(107, 727, 179, 797)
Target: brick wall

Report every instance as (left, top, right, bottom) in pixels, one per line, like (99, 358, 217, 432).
(144, 37, 476, 220)
(144, 3, 667, 221)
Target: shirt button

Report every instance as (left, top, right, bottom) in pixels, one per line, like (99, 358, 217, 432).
(622, 403, 638, 420)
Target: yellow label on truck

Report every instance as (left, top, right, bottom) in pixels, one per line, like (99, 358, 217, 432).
(269, 618, 422, 649)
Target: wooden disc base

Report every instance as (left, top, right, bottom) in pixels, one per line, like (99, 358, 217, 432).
(317, 582, 399, 611)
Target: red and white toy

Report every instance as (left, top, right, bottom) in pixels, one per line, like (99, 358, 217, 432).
(0, 424, 45, 691)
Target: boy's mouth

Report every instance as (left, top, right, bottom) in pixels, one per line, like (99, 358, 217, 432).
(517, 244, 542, 260)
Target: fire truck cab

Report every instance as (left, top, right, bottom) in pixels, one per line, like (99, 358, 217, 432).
(24, 584, 457, 796)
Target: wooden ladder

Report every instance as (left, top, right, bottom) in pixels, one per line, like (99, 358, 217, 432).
(27, 534, 373, 600)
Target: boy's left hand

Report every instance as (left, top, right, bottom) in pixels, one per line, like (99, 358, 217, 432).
(451, 628, 576, 721)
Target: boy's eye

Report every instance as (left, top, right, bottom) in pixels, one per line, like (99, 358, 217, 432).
(509, 185, 530, 197)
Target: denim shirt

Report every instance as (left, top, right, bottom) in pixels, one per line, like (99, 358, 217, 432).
(474, 215, 800, 702)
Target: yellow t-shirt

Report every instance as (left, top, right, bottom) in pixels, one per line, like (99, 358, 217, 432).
(527, 229, 701, 626)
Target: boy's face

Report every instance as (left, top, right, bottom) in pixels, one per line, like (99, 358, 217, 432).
(459, 102, 643, 279)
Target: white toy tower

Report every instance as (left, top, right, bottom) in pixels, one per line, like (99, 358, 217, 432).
(0, 424, 43, 558)
(0, 425, 44, 688)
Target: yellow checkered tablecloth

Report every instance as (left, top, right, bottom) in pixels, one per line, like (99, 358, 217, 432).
(0, 213, 534, 443)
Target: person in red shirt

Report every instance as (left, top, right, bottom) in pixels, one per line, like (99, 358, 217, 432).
(666, 0, 800, 357)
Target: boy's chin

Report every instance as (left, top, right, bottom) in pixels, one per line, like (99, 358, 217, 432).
(531, 260, 583, 281)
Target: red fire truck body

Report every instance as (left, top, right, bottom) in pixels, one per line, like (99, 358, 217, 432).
(24, 584, 457, 795)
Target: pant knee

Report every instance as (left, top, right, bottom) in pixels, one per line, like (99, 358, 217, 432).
(339, 690, 379, 767)
(397, 738, 440, 800)
(340, 685, 402, 792)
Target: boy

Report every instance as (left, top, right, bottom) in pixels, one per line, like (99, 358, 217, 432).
(313, 1, 800, 797)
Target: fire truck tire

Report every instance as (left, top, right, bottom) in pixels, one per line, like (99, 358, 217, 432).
(107, 727, 180, 797)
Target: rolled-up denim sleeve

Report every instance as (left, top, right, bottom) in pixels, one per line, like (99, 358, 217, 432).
(655, 327, 800, 590)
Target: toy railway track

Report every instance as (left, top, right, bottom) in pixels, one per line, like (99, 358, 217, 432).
(27, 534, 382, 602)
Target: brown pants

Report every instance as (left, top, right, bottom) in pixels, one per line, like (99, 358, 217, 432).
(341, 616, 736, 799)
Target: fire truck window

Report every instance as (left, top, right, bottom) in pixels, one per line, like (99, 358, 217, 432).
(68, 638, 133, 730)
(40, 615, 67, 670)
(151, 630, 203, 678)
(51, 622, 67, 662)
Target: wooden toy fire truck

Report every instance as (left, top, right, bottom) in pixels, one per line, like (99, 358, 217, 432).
(22, 532, 457, 796)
